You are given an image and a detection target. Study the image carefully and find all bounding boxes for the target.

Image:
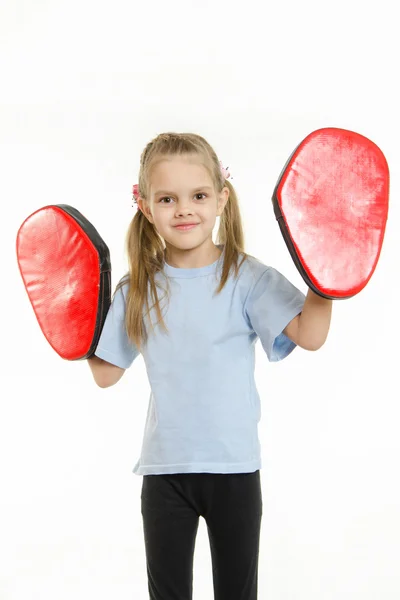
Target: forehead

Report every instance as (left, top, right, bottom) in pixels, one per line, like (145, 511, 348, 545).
(149, 157, 213, 194)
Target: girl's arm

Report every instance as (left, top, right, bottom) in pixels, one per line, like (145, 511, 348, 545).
(87, 355, 126, 388)
(283, 289, 333, 351)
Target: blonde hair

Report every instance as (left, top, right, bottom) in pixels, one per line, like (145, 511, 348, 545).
(116, 132, 252, 353)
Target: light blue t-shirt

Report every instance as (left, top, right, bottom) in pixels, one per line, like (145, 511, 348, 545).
(95, 244, 306, 476)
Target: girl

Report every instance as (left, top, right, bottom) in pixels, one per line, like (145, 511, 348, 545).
(88, 132, 332, 600)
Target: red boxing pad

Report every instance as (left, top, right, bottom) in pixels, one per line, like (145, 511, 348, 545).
(272, 128, 389, 299)
(16, 205, 111, 360)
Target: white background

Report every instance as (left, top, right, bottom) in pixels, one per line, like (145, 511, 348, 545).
(1, 1, 399, 598)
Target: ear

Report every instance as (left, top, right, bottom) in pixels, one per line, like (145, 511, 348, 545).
(138, 198, 154, 224)
(217, 187, 229, 217)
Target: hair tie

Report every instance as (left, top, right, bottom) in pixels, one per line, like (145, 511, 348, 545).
(219, 160, 233, 181)
(132, 161, 232, 211)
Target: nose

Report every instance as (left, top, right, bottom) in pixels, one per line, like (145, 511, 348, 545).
(175, 203, 195, 215)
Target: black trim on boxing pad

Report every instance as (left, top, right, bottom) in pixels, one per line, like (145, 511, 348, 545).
(55, 204, 112, 359)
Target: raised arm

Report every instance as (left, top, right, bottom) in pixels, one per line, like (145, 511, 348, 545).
(87, 356, 126, 388)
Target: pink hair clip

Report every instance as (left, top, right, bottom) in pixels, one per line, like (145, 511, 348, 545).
(132, 184, 141, 211)
(219, 160, 233, 181)
(132, 161, 232, 210)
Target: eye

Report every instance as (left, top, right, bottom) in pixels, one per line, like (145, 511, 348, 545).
(159, 193, 207, 204)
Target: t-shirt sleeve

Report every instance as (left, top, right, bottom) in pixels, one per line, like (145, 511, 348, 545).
(94, 280, 140, 369)
(245, 267, 306, 362)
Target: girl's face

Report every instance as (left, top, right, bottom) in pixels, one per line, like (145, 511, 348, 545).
(140, 155, 229, 265)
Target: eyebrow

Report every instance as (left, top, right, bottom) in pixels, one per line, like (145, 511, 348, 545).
(154, 186, 213, 196)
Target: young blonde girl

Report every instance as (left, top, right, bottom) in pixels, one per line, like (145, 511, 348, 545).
(88, 132, 332, 600)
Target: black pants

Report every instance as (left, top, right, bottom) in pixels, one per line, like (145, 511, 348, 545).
(141, 470, 263, 600)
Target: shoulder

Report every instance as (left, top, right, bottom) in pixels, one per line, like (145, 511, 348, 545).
(113, 273, 130, 300)
(240, 253, 274, 287)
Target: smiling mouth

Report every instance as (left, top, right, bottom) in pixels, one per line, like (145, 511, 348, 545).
(174, 223, 199, 230)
